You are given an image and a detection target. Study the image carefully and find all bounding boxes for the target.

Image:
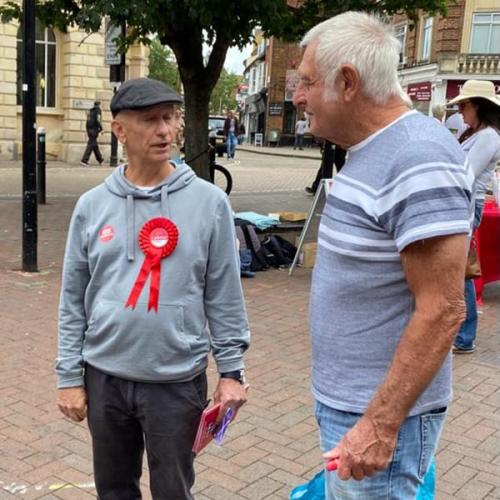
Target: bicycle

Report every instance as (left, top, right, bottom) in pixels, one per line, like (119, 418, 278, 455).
(184, 141, 233, 195)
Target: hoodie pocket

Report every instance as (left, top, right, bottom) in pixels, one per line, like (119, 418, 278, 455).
(85, 299, 191, 368)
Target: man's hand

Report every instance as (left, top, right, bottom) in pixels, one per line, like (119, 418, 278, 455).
(57, 386, 87, 422)
(213, 378, 247, 423)
(324, 415, 398, 481)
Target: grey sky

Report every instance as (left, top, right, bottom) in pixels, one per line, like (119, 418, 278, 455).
(224, 44, 253, 75)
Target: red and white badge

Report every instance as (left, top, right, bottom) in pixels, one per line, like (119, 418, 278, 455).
(150, 227, 169, 248)
(125, 217, 179, 312)
(99, 225, 115, 242)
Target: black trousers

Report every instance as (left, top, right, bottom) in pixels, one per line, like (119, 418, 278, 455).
(82, 130, 103, 163)
(311, 143, 347, 192)
(85, 364, 208, 500)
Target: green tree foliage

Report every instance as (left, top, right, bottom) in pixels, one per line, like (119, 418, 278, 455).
(148, 38, 181, 91)
(209, 69, 241, 115)
(1, 0, 447, 178)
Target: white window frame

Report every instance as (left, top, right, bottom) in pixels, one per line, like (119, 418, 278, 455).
(17, 22, 57, 108)
(421, 17, 433, 61)
(394, 24, 407, 64)
(470, 12, 500, 53)
(259, 62, 266, 90)
(250, 67, 257, 94)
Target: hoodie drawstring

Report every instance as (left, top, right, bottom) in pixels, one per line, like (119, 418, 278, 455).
(127, 194, 135, 261)
(161, 185, 170, 218)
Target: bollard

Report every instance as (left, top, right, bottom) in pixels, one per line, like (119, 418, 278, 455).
(37, 127, 46, 204)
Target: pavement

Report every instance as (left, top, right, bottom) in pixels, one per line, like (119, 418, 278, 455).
(0, 150, 499, 499)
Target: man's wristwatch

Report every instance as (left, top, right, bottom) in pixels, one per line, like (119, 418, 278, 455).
(220, 369, 245, 385)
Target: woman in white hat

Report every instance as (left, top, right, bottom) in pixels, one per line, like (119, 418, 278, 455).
(448, 79, 500, 354)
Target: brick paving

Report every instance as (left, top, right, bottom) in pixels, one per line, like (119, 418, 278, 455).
(0, 158, 499, 499)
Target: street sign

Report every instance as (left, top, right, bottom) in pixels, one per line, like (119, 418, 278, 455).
(268, 103, 283, 116)
(105, 20, 121, 65)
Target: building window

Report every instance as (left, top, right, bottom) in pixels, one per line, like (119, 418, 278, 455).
(17, 21, 56, 107)
(283, 102, 296, 134)
(250, 67, 257, 94)
(421, 17, 433, 61)
(394, 24, 407, 64)
(470, 13, 500, 53)
(259, 62, 266, 90)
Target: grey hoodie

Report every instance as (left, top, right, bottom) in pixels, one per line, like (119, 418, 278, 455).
(57, 162, 249, 387)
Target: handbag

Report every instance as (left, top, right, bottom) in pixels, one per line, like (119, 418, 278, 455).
(465, 235, 481, 280)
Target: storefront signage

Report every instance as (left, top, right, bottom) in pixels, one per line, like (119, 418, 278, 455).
(105, 20, 122, 65)
(285, 70, 300, 101)
(446, 79, 500, 99)
(407, 81, 432, 101)
(73, 99, 94, 110)
(268, 103, 283, 116)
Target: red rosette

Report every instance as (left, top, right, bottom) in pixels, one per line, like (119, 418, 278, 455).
(125, 217, 179, 312)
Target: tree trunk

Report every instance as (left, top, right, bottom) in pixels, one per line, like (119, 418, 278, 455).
(182, 81, 211, 180)
(163, 29, 229, 180)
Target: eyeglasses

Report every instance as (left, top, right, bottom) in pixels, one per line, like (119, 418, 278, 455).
(297, 77, 323, 92)
(458, 100, 470, 111)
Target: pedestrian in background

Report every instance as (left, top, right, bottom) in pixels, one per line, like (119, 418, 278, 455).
(448, 79, 500, 354)
(294, 114, 308, 150)
(81, 100, 104, 166)
(305, 141, 347, 194)
(238, 122, 246, 144)
(293, 11, 472, 499)
(223, 110, 239, 159)
(445, 110, 467, 138)
(432, 104, 446, 124)
(58, 78, 250, 499)
(170, 107, 185, 161)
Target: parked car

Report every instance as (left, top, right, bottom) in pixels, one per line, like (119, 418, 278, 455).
(208, 115, 226, 157)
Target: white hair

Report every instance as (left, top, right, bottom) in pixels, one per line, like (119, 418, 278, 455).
(432, 104, 445, 120)
(301, 11, 409, 105)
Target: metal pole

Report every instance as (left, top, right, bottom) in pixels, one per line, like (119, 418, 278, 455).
(109, 22, 126, 167)
(109, 85, 118, 166)
(22, 0, 38, 272)
(37, 127, 46, 204)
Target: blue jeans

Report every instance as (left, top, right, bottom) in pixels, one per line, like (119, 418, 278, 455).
(226, 132, 237, 158)
(315, 401, 447, 499)
(455, 199, 484, 349)
(455, 279, 477, 349)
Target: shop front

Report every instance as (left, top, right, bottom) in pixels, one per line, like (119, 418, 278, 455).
(243, 92, 267, 144)
(446, 79, 500, 100)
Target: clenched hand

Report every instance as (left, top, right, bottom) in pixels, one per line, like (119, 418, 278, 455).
(57, 386, 87, 422)
(324, 415, 398, 481)
(213, 378, 247, 424)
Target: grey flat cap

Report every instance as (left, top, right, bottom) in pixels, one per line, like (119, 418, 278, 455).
(110, 78, 183, 116)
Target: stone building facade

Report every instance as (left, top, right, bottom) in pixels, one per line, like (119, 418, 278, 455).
(393, 0, 500, 115)
(242, 33, 306, 146)
(0, 9, 148, 162)
(242, 0, 499, 145)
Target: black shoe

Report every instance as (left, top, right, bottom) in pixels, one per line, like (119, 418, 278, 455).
(305, 186, 315, 194)
(452, 344, 476, 354)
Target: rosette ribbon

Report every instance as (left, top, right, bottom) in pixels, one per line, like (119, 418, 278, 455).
(125, 217, 179, 312)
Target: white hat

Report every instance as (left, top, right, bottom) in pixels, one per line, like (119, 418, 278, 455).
(448, 80, 500, 107)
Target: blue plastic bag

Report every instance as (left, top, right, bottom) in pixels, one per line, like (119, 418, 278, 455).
(290, 470, 325, 500)
(290, 459, 435, 500)
(416, 458, 436, 500)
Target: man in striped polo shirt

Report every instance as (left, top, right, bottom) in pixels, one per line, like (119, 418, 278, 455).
(293, 12, 474, 499)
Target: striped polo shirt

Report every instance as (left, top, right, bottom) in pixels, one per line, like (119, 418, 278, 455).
(310, 110, 473, 416)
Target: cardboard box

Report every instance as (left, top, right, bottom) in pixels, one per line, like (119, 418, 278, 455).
(273, 211, 308, 222)
(300, 242, 317, 268)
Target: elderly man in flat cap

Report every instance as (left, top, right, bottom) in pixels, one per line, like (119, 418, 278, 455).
(56, 78, 250, 499)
